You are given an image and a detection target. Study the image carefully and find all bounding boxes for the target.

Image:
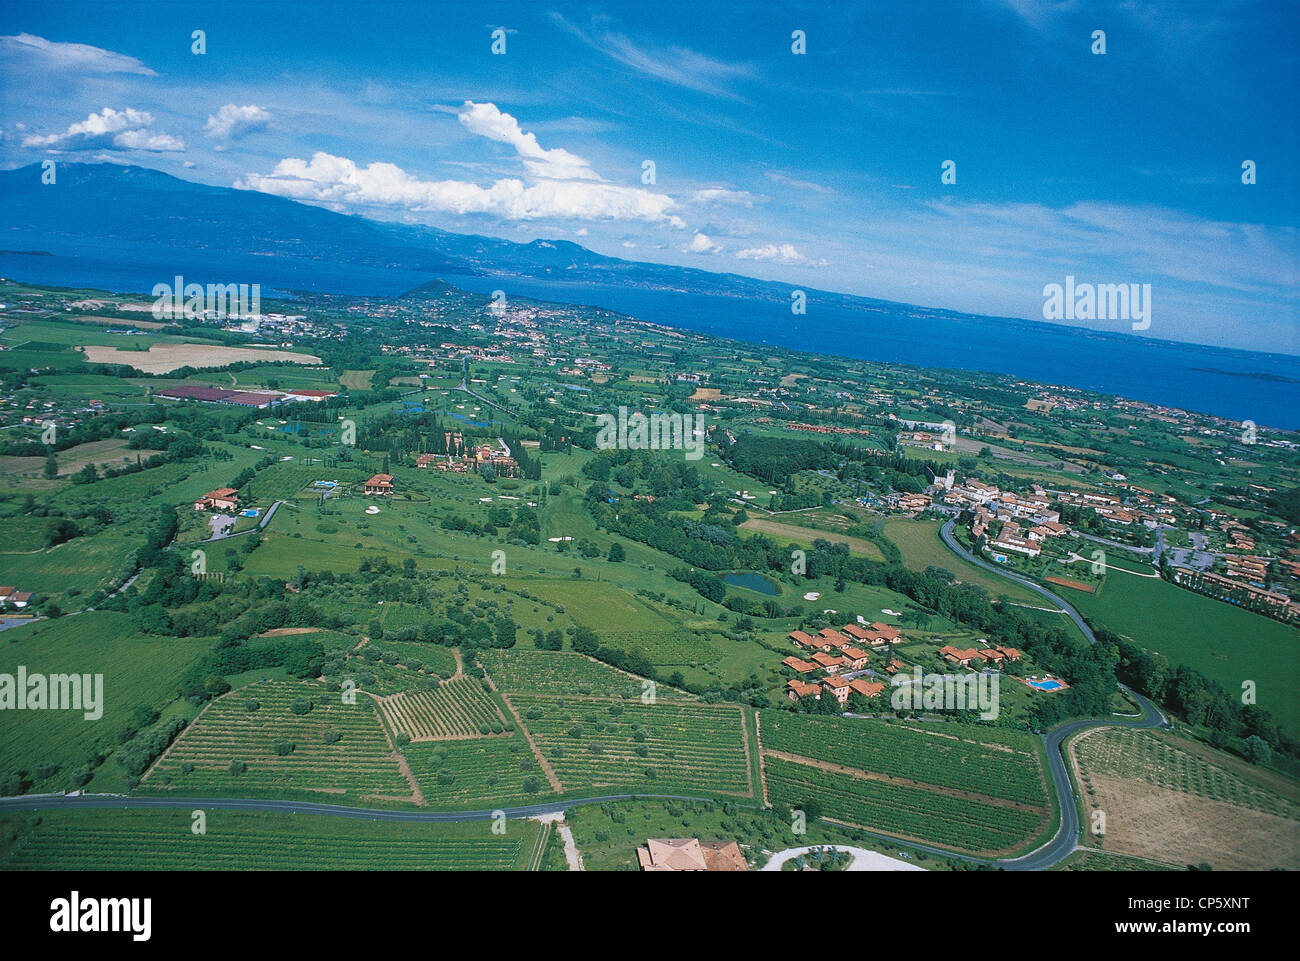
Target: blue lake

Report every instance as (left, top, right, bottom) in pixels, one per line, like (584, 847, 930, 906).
(723, 572, 781, 595)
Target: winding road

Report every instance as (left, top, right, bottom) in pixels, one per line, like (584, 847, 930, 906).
(938, 518, 1168, 869)
(0, 521, 1168, 871)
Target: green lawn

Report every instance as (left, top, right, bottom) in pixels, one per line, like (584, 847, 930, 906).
(0, 613, 216, 793)
(0, 808, 540, 870)
(883, 517, 1041, 605)
(1067, 565, 1300, 737)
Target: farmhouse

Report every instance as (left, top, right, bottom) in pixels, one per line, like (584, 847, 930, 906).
(193, 488, 239, 512)
(787, 679, 822, 702)
(0, 586, 32, 609)
(788, 630, 819, 650)
(858, 622, 902, 646)
(782, 656, 819, 675)
(811, 651, 845, 671)
(636, 838, 747, 871)
(821, 675, 853, 704)
(939, 645, 986, 667)
(817, 627, 851, 649)
(364, 473, 394, 496)
(840, 646, 870, 670)
(849, 678, 885, 699)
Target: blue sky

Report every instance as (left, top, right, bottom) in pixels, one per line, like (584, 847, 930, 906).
(1, 0, 1296, 354)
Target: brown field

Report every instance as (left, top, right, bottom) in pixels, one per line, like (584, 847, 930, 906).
(1045, 575, 1096, 593)
(689, 387, 724, 401)
(0, 437, 135, 479)
(81, 343, 321, 374)
(1071, 729, 1300, 870)
(76, 314, 172, 330)
(740, 516, 885, 561)
(340, 369, 375, 390)
(1081, 772, 1299, 870)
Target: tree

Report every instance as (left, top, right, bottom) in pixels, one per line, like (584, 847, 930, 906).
(1244, 735, 1272, 765)
(608, 542, 625, 563)
(43, 453, 58, 479)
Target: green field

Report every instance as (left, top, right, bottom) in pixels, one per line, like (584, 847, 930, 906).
(883, 518, 1041, 605)
(508, 694, 754, 797)
(146, 679, 412, 801)
(0, 808, 540, 870)
(480, 649, 691, 700)
(1068, 565, 1300, 736)
(765, 754, 1045, 856)
(760, 713, 1048, 807)
(405, 735, 559, 808)
(0, 613, 215, 793)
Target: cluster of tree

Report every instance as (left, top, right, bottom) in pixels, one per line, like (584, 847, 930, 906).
(115, 716, 187, 778)
(1110, 629, 1295, 759)
(669, 567, 726, 603)
(581, 448, 705, 498)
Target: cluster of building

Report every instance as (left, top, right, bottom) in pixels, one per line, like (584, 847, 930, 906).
(0, 586, 34, 610)
(782, 623, 901, 705)
(1170, 567, 1299, 621)
(193, 488, 239, 512)
(156, 385, 337, 409)
(946, 481, 1061, 525)
(938, 644, 1022, 667)
(415, 436, 518, 477)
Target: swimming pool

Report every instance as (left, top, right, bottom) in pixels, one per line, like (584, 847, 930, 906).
(1026, 679, 1064, 691)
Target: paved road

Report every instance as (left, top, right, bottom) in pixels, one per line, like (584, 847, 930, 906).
(940, 519, 1097, 643)
(939, 518, 1169, 869)
(0, 521, 1168, 871)
(997, 685, 1165, 870)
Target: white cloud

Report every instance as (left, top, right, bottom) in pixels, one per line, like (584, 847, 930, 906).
(690, 187, 756, 205)
(684, 231, 722, 254)
(205, 104, 271, 140)
(22, 107, 184, 152)
(0, 33, 155, 75)
(765, 170, 833, 195)
(550, 14, 754, 99)
(458, 101, 597, 181)
(736, 243, 813, 264)
(237, 151, 684, 226)
(240, 101, 687, 228)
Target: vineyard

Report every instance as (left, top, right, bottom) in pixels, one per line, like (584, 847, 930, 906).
(480, 649, 692, 700)
(761, 714, 1047, 807)
(404, 736, 559, 807)
(373, 676, 509, 742)
(1074, 729, 1300, 819)
(509, 694, 753, 796)
(1, 809, 536, 870)
(146, 679, 412, 801)
(765, 755, 1044, 855)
